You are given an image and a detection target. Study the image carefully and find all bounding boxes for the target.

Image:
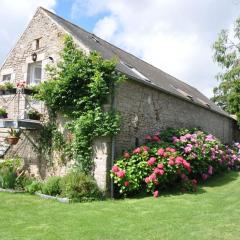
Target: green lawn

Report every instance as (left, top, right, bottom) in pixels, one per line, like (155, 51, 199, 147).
(1, 172, 240, 240)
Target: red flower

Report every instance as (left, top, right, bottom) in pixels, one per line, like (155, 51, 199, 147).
(124, 181, 129, 187)
(152, 136, 160, 142)
(133, 147, 141, 154)
(145, 135, 152, 141)
(147, 157, 156, 166)
(157, 148, 165, 156)
(168, 159, 175, 166)
(153, 190, 159, 198)
(192, 179, 197, 185)
(112, 165, 119, 173)
(149, 173, 156, 181)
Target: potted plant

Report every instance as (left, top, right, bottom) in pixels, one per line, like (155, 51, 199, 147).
(0, 108, 8, 118)
(4, 82, 15, 94)
(27, 109, 42, 120)
(0, 84, 6, 94)
(7, 128, 21, 145)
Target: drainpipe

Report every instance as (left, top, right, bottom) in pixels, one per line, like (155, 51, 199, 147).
(110, 82, 116, 198)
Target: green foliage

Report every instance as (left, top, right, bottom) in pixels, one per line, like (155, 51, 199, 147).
(8, 128, 21, 138)
(4, 82, 14, 90)
(27, 109, 42, 120)
(60, 170, 103, 202)
(0, 157, 23, 189)
(0, 107, 7, 116)
(35, 35, 123, 172)
(41, 176, 62, 196)
(25, 181, 42, 194)
(212, 17, 240, 123)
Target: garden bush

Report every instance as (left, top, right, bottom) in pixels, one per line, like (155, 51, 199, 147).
(111, 128, 240, 197)
(41, 176, 62, 196)
(0, 157, 23, 189)
(60, 170, 103, 202)
(25, 180, 42, 194)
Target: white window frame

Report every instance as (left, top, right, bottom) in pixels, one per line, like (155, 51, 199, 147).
(27, 61, 42, 85)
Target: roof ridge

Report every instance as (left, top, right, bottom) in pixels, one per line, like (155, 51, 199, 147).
(40, 6, 198, 92)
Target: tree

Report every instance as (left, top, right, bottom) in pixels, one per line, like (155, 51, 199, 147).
(212, 17, 240, 124)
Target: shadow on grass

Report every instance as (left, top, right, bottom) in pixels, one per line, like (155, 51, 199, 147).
(125, 171, 240, 200)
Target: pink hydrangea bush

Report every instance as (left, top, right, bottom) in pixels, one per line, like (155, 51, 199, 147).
(110, 128, 240, 197)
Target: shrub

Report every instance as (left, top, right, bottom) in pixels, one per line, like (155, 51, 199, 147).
(25, 181, 42, 194)
(111, 128, 240, 197)
(41, 176, 61, 196)
(60, 170, 103, 202)
(0, 157, 23, 189)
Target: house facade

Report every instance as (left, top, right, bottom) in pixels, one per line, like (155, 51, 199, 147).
(0, 7, 239, 192)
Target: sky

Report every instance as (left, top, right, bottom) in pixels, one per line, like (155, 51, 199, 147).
(0, 0, 240, 97)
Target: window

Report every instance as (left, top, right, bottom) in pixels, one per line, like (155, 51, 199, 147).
(27, 61, 42, 85)
(120, 61, 151, 82)
(32, 38, 41, 50)
(2, 74, 11, 81)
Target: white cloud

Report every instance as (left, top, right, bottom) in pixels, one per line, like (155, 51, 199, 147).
(73, 0, 240, 97)
(0, 0, 56, 65)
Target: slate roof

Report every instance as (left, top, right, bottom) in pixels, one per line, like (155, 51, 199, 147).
(41, 7, 230, 118)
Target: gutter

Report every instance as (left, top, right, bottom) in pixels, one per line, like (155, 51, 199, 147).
(110, 81, 116, 198)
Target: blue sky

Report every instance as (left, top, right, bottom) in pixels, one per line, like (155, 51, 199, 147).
(0, 0, 240, 98)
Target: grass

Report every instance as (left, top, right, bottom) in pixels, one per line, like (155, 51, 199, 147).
(1, 171, 240, 240)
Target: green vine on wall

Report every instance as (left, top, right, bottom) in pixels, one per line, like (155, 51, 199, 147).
(35, 35, 125, 173)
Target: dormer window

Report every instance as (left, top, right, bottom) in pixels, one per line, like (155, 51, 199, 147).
(27, 61, 42, 85)
(2, 74, 11, 81)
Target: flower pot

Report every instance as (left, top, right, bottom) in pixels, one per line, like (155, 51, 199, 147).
(0, 113, 7, 119)
(7, 136, 20, 145)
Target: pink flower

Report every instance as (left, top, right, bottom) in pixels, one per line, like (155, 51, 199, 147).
(154, 131, 160, 136)
(145, 177, 150, 183)
(208, 165, 213, 175)
(142, 146, 150, 152)
(145, 135, 152, 141)
(202, 173, 209, 181)
(124, 181, 129, 187)
(166, 147, 176, 153)
(172, 136, 179, 143)
(175, 156, 183, 165)
(149, 173, 157, 181)
(116, 170, 126, 178)
(123, 152, 130, 159)
(147, 157, 156, 166)
(168, 159, 175, 166)
(184, 144, 192, 153)
(152, 135, 160, 142)
(153, 190, 159, 198)
(180, 136, 187, 142)
(112, 165, 119, 173)
(157, 163, 164, 169)
(154, 168, 164, 175)
(185, 133, 192, 139)
(133, 147, 141, 154)
(180, 173, 188, 181)
(157, 148, 165, 156)
(192, 179, 198, 185)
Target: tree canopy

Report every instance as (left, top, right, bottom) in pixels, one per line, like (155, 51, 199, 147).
(212, 17, 240, 124)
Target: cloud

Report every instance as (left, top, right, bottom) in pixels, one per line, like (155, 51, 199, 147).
(0, 0, 56, 66)
(72, 0, 240, 97)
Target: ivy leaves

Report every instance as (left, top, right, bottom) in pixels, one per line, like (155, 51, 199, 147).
(35, 35, 124, 173)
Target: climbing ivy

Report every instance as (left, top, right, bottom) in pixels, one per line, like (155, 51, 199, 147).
(35, 35, 124, 173)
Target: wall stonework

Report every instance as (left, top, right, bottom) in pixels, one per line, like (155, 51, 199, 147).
(114, 80, 235, 157)
(0, 8, 65, 83)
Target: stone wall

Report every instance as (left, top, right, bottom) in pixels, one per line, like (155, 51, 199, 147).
(0, 8, 65, 83)
(114, 80, 236, 157)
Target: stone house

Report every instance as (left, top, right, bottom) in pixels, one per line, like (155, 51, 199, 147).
(0, 7, 239, 192)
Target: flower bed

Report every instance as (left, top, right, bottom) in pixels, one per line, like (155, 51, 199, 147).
(111, 128, 240, 197)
